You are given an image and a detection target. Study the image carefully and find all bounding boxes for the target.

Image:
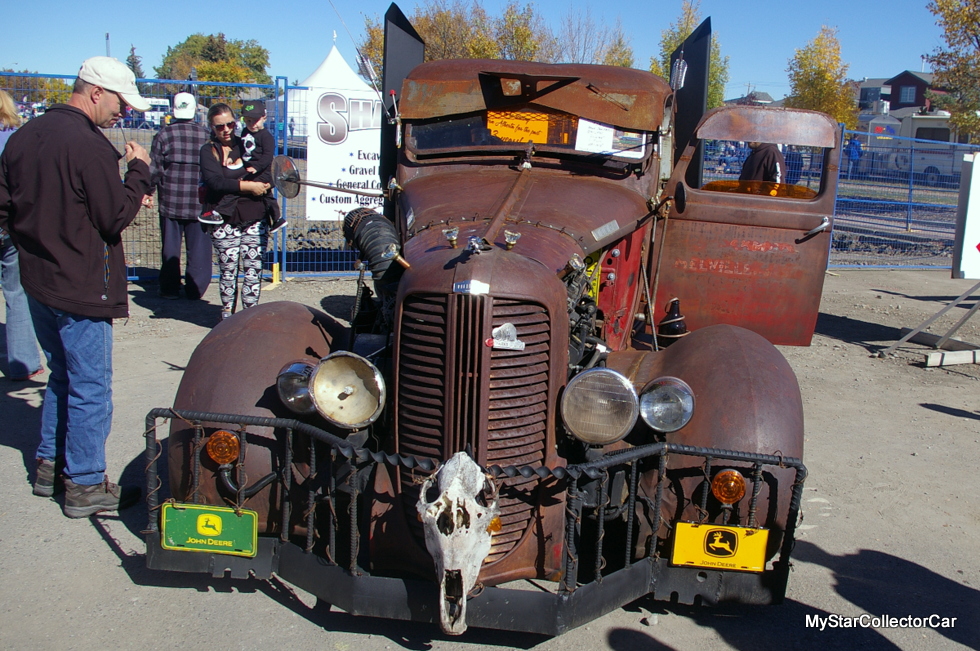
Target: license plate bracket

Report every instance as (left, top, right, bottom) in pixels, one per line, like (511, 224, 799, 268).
(671, 521, 769, 573)
(160, 503, 258, 558)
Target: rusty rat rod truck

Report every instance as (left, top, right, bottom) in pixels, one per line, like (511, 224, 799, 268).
(143, 5, 838, 637)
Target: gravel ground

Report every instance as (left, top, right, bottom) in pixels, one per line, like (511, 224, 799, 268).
(1, 269, 978, 651)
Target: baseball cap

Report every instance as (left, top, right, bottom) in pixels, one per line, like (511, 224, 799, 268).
(77, 56, 150, 112)
(172, 92, 196, 120)
(241, 101, 267, 119)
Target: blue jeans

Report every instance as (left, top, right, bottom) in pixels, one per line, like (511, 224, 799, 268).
(1, 235, 42, 378)
(28, 296, 113, 486)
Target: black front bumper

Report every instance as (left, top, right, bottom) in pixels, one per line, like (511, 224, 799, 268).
(146, 533, 789, 636)
(143, 408, 804, 636)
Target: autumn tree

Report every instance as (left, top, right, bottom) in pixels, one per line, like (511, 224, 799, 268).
(926, 0, 980, 138)
(784, 26, 857, 128)
(357, 0, 634, 80)
(155, 33, 271, 102)
(0, 71, 72, 106)
(649, 0, 729, 108)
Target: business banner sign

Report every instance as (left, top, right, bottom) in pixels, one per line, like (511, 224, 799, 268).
(305, 89, 383, 220)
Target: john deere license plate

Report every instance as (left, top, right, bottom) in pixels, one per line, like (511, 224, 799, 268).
(160, 503, 258, 558)
(671, 522, 769, 573)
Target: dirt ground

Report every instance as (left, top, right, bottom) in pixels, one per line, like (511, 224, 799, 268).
(1, 269, 978, 651)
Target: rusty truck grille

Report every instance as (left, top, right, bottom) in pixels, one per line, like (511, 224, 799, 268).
(397, 293, 550, 562)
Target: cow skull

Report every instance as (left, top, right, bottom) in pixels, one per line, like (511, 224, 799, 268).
(417, 451, 499, 635)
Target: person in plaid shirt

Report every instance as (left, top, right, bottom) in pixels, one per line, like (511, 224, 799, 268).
(149, 92, 211, 299)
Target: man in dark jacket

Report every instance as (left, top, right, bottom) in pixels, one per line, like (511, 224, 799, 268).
(0, 56, 151, 517)
(149, 92, 211, 299)
(739, 141, 786, 184)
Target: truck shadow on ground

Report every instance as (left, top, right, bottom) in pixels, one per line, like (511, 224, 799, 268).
(814, 312, 901, 350)
(609, 538, 976, 650)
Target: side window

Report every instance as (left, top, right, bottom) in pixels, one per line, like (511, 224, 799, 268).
(915, 127, 950, 143)
(701, 139, 823, 199)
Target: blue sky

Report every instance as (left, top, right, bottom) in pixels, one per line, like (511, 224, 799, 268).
(3, 0, 945, 100)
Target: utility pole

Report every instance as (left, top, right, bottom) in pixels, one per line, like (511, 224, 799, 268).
(105, 33, 110, 57)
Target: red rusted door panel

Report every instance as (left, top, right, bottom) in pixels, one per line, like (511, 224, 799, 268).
(651, 106, 840, 346)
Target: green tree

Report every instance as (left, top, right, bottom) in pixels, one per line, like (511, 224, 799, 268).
(926, 0, 980, 138)
(784, 26, 857, 128)
(126, 45, 148, 94)
(601, 21, 634, 68)
(155, 33, 271, 88)
(649, 0, 729, 108)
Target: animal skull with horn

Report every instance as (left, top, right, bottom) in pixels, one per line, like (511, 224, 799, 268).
(417, 451, 500, 635)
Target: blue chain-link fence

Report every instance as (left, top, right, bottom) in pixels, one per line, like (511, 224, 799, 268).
(832, 127, 978, 268)
(2, 70, 977, 277)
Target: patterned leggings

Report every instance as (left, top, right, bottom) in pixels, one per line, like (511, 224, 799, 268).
(209, 221, 268, 315)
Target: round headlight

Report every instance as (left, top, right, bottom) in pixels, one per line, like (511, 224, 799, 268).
(640, 377, 695, 433)
(309, 351, 386, 429)
(276, 360, 317, 415)
(561, 368, 639, 445)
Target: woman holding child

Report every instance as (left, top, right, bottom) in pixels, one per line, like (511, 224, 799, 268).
(199, 103, 271, 321)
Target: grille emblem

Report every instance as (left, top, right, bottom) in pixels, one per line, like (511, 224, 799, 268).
(486, 323, 525, 351)
(453, 280, 490, 295)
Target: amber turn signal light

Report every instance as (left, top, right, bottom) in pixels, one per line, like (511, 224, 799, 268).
(206, 430, 240, 465)
(711, 469, 746, 504)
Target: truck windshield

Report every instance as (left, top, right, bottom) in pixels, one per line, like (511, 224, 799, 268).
(409, 107, 648, 160)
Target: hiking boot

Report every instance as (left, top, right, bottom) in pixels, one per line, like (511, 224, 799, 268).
(63, 477, 140, 518)
(33, 458, 62, 497)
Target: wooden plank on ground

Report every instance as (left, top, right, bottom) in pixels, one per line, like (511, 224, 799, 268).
(925, 349, 980, 367)
(900, 328, 980, 352)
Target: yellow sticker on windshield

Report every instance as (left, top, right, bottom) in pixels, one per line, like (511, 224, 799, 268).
(488, 111, 550, 143)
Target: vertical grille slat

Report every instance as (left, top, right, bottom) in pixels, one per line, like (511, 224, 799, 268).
(397, 293, 551, 560)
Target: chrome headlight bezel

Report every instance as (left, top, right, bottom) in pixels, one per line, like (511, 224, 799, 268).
(639, 376, 695, 433)
(309, 351, 386, 430)
(276, 360, 317, 415)
(561, 367, 639, 446)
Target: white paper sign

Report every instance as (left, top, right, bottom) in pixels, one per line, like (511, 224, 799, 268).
(574, 118, 645, 159)
(952, 154, 980, 279)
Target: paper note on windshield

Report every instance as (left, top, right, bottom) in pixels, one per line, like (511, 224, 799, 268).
(488, 112, 550, 143)
(575, 119, 644, 159)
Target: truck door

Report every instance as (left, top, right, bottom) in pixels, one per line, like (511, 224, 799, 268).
(650, 106, 839, 346)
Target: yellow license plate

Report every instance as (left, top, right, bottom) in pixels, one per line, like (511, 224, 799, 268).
(671, 522, 769, 573)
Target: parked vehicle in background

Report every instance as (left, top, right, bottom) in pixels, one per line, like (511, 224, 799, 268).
(860, 109, 980, 186)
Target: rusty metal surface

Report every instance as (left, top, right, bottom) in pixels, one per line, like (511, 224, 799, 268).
(397, 167, 656, 268)
(168, 302, 342, 533)
(606, 324, 803, 559)
(381, 244, 569, 583)
(400, 59, 671, 131)
(695, 105, 838, 148)
(652, 106, 840, 346)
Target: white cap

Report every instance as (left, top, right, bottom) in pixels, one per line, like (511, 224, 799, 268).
(172, 92, 196, 120)
(77, 56, 150, 112)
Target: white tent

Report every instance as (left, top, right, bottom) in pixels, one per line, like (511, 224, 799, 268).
(285, 45, 379, 138)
